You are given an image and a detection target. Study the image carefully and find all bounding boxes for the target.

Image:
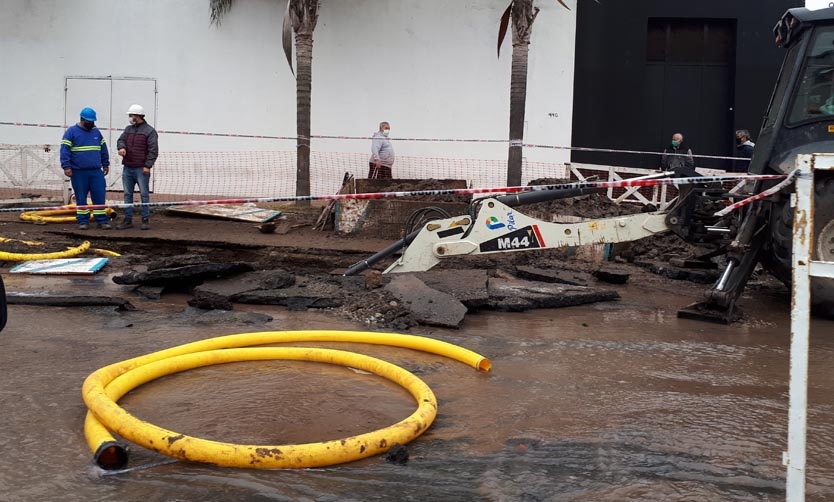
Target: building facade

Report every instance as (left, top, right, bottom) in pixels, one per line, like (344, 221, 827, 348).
(572, 0, 800, 170)
(0, 0, 576, 165)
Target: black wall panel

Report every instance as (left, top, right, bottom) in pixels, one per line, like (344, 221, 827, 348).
(571, 0, 799, 170)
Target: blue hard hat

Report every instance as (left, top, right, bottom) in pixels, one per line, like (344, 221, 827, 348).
(80, 107, 97, 121)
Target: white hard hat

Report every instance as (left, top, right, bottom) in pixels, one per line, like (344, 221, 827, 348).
(126, 104, 145, 116)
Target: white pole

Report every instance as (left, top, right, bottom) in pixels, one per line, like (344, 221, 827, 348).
(786, 154, 814, 501)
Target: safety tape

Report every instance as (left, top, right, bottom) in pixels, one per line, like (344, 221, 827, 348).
(0, 120, 750, 162)
(713, 169, 799, 217)
(0, 173, 786, 214)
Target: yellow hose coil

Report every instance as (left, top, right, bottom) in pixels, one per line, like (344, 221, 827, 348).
(20, 208, 115, 224)
(83, 330, 491, 470)
(0, 240, 91, 261)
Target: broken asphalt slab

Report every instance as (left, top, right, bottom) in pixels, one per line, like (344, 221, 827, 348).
(113, 262, 254, 287)
(486, 278, 620, 312)
(593, 266, 631, 284)
(231, 275, 345, 310)
(6, 293, 135, 310)
(189, 270, 296, 310)
(385, 275, 468, 328)
(514, 265, 593, 286)
(633, 260, 720, 284)
(233, 287, 343, 310)
(414, 269, 490, 309)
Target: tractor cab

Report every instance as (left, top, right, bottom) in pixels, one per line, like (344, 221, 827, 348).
(751, 6, 834, 176)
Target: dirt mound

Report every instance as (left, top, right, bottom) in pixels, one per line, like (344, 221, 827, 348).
(519, 178, 643, 219)
(376, 179, 471, 203)
(616, 232, 713, 262)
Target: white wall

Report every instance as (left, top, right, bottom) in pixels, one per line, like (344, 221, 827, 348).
(0, 0, 576, 163)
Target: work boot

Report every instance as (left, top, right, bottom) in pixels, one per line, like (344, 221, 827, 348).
(141, 218, 150, 231)
(117, 218, 133, 230)
(97, 222, 112, 230)
(78, 223, 89, 230)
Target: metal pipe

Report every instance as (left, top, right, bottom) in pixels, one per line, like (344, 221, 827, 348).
(707, 226, 733, 234)
(715, 260, 736, 291)
(344, 229, 420, 276)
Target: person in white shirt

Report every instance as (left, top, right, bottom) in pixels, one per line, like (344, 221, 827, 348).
(368, 122, 394, 179)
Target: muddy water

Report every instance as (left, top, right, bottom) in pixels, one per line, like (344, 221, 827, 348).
(0, 276, 833, 501)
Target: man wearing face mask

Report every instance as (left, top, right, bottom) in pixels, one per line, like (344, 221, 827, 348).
(368, 121, 394, 179)
(116, 104, 158, 230)
(660, 132, 696, 177)
(732, 129, 755, 173)
(60, 107, 111, 230)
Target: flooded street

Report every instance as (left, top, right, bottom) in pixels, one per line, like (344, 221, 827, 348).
(1, 274, 833, 501)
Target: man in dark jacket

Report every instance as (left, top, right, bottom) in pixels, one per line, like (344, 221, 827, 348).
(116, 104, 158, 230)
(60, 107, 111, 230)
(660, 132, 696, 177)
(732, 129, 755, 173)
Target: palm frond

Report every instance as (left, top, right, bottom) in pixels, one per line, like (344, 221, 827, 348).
(282, 0, 294, 75)
(497, 2, 513, 58)
(210, 0, 235, 25)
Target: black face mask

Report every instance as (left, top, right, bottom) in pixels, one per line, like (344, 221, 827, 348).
(81, 120, 95, 131)
(735, 137, 743, 145)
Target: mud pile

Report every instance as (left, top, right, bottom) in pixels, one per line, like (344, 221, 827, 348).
(382, 179, 471, 204)
(618, 232, 711, 262)
(522, 178, 644, 219)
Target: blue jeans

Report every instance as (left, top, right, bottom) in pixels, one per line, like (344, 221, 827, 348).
(122, 166, 150, 220)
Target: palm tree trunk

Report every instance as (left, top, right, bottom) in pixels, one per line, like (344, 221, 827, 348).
(295, 32, 313, 204)
(506, 0, 538, 187)
(507, 41, 529, 186)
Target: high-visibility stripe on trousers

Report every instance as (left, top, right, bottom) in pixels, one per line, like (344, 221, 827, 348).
(70, 169, 108, 225)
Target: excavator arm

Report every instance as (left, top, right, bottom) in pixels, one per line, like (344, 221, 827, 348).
(381, 198, 670, 274)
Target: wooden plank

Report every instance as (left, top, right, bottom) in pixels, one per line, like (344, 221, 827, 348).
(166, 203, 282, 223)
(314, 172, 354, 231)
(11, 257, 109, 275)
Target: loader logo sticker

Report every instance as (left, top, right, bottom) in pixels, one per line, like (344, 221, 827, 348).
(485, 216, 505, 230)
(479, 225, 546, 253)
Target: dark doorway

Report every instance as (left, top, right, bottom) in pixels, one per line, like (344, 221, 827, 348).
(645, 18, 737, 170)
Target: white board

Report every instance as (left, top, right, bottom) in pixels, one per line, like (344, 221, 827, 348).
(10, 257, 109, 275)
(166, 204, 282, 223)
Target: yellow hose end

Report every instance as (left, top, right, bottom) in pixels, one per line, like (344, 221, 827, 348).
(94, 441, 130, 471)
(94, 249, 121, 257)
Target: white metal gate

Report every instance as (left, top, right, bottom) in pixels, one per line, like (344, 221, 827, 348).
(63, 76, 158, 192)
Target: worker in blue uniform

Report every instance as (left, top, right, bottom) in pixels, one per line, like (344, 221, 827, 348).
(60, 107, 111, 229)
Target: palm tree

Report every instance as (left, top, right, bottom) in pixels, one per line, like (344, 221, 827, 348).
(498, 0, 573, 186)
(210, 0, 319, 202)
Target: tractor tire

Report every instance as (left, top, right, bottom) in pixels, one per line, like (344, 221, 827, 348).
(763, 174, 834, 318)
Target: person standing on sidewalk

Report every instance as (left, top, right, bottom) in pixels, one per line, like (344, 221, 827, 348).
(732, 129, 755, 173)
(60, 107, 111, 230)
(116, 104, 158, 230)
(660, 132, 696, 177)
(368, 121, 394, 179)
